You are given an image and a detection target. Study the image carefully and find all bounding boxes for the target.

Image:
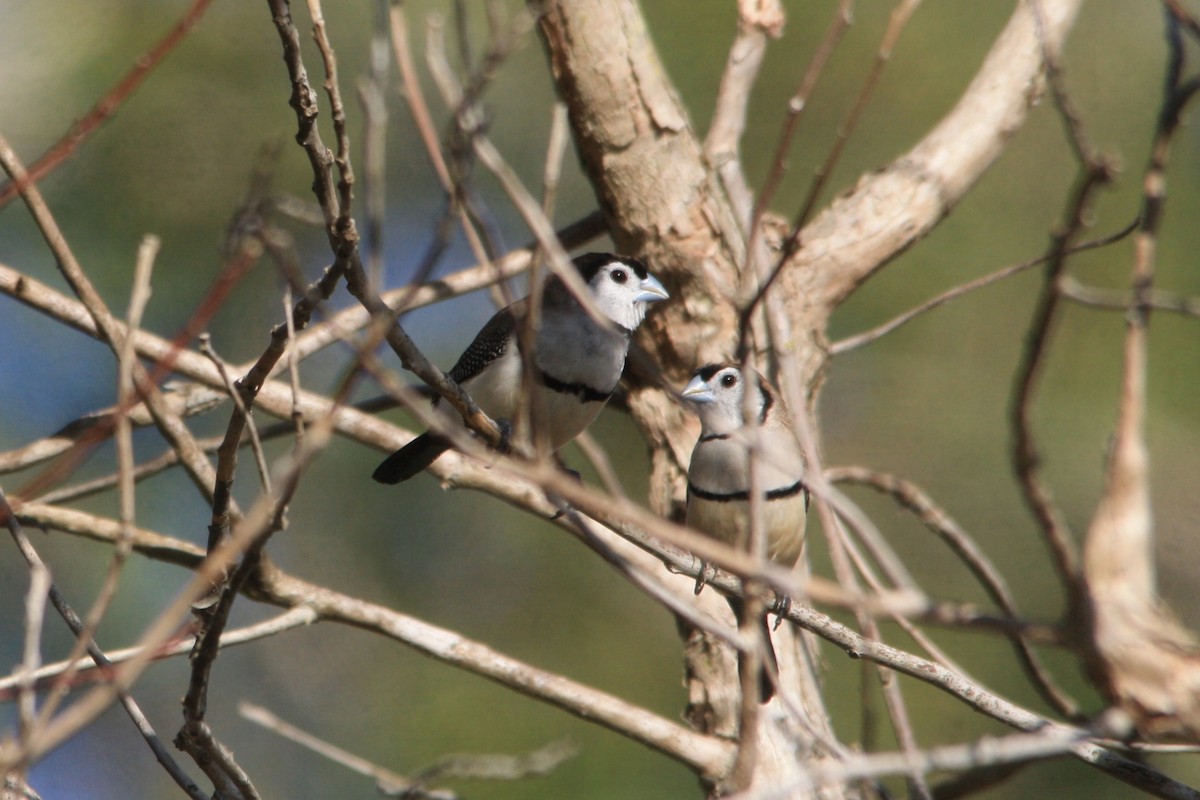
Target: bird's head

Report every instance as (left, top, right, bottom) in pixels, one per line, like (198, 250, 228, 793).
(572, 253, 668, 332)
(681, 363, 772, 435)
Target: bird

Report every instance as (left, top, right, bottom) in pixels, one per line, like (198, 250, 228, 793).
(372, 252, 669, 484)
(682, 363, 808, 701)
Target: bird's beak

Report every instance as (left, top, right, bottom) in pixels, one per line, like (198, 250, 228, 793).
(680, 375, 714, 404)
(636, 274, 669, 304)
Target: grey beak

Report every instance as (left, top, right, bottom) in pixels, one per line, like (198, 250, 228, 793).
(636, 274, 669, 304)
(680, 375, 715, 404)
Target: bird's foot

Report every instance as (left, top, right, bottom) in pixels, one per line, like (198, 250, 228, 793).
(495, 419, 514, 453)
(771, 594, 793, 630)
(544, 455, 582, 519)
(551, 453, 582, 483)
(693, 560, 714, 596)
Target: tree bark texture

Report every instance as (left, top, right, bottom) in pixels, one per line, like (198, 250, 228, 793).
(537, 0, 1083, 794)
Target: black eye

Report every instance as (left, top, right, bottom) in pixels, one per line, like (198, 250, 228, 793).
(720, 373, 738, 388)
(610, 268, 628, 284)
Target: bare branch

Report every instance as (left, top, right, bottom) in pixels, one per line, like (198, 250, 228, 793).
(790, 0, 1085, 310)
(831, 220, 1138, 354)
(742, 727, 1086, 799)
(0, 492, 207, 799)
(32, 236, 164, 743)
(771, 0, 923, 287)
(1080, 14, 1200, 739)
(1009, 164, 1114, 613)
(0, 383, 224, 475)
(829, 466, 1079, 719)
(16, 488, 1198, 797)
(240, 702, 576, 798)
(0, 608, 317, 697)
(705, 0, 786, 226)
(1059, 275, 1200, 317)
(0, 133, 219, 506)
(749, 0, 851, 234)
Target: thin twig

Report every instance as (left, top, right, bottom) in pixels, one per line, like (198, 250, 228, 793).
(748, 0, 852, 234)
(200, 334, 272, 493)
(17, 487, 1200, 798)
(17, 555, 51, 753)
(0, 608, 317, 696)
(282, 287, 305, 440)
(35, 236, 164, 733)
(1058, 275, 1200, 316)
(0, 383, 224, 475)
(802, 0, 922, 230)
(1009, 164, 1114, 616)
(0, 492, 207, 799)
(749, 0, 922, 319)
(821, 483, 932, 799)
(0, 133, 220, 506)
(738, 726, 1087, 799)
(1032, 0, 1100, 167)
(389, 1, 499, 285)
(705, 0, 787, 229)
(831, 221, 1138, 354)
(240, 702, 577, 798)
(735, 0, 851, 335)
(829, 466, 1080, 719)
(424, 13, 609, 333)
(239, 703, 454, 799)
(1010, 3, 1114, 627)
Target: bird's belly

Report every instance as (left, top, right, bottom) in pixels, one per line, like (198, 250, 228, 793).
(687, 493, 807, 566)
(460, 346, 524, 421)
(532, 384, 606, 449)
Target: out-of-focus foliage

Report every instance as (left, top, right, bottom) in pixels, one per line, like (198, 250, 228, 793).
(0, 1, 1196, 797)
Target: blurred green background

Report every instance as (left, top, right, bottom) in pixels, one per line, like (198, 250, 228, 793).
(1, 1, 1197, 798)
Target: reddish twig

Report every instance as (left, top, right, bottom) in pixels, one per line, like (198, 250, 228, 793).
(0, 0, 216, 209)
(744, 0, 921, 328)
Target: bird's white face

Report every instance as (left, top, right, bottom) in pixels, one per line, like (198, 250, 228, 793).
(682, 365, 761, 435)
(585, 260, 669, 331)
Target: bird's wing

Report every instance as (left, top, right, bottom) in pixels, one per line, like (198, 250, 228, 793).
(446, 301, 522, 385)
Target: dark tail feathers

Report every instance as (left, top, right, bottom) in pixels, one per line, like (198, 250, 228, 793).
(728, 597, 779, 702)
(372, 433, 451, 484)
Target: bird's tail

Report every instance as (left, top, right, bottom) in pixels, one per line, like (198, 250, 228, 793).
(728, 597, 779, 702)
(371, 433, 451, 484)
(751, 616, 779, 703)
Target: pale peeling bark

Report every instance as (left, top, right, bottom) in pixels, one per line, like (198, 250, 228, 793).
(537, 0, 1083, 794)
(1082, 142, 1200, 741)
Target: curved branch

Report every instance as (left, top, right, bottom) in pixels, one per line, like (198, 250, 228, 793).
(12, 501, 734, 779)
(20, 498, 1199, 800)
(789, 0, 1084, 310)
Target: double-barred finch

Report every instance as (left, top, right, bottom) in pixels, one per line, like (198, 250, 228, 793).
(682, 364, 808, 701)
(372, 253, 668, 484)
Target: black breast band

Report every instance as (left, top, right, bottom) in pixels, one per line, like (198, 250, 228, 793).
(539, 370, 613, 403)
(687, 479, 807, 504)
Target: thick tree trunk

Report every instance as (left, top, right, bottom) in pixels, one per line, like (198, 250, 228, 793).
(536, 0, 1082, 794)
(536, 2, 840, 795)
